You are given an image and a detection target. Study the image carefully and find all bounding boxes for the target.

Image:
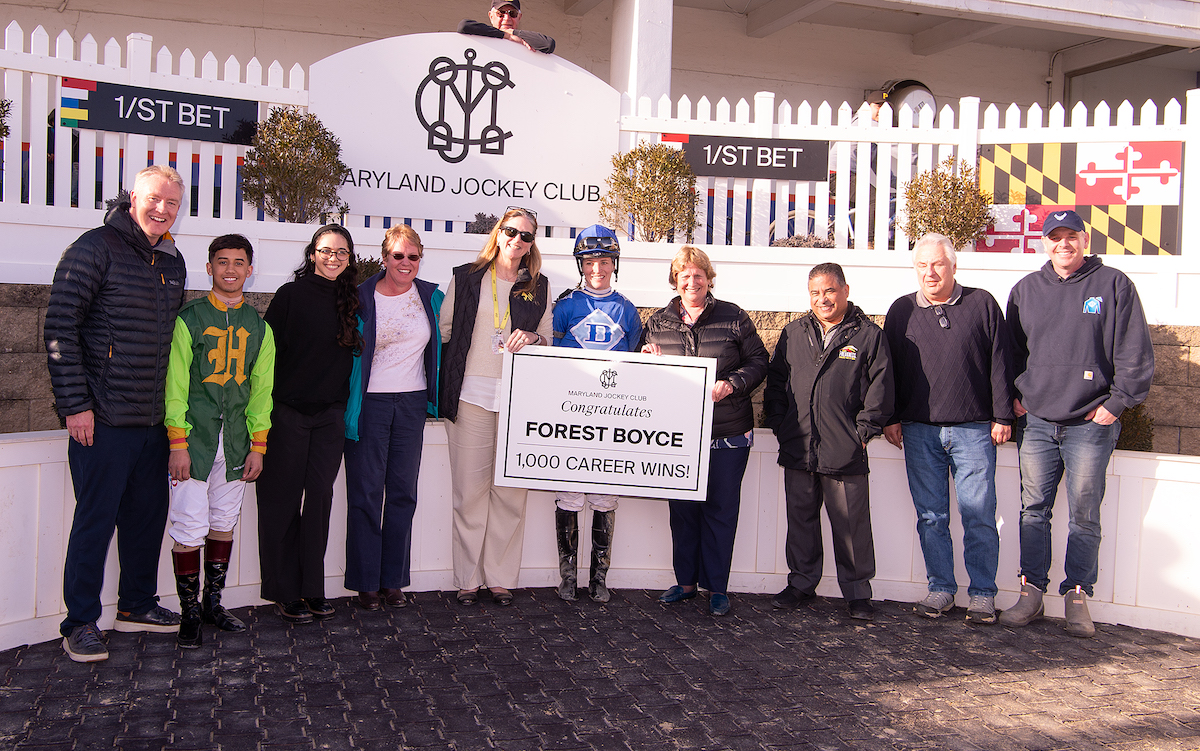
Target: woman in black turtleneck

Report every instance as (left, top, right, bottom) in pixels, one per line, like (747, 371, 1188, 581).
(257, 224, 361, 624)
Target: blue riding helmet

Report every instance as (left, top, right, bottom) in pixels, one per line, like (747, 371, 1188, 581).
(573, 224, 620, 278)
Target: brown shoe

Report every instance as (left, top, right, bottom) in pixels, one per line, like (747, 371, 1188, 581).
(381, 588, 408, 608)
(356, 591, 381, 611)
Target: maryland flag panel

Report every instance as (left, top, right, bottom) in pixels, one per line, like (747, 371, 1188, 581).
(979, 142, 1182, 255)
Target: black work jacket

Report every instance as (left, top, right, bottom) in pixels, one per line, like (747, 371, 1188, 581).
(763, 305, 893, 475)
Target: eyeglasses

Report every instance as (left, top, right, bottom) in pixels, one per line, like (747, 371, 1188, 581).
(934, 305, 950, 330)
(316, 248, 351, 261)
(500, 226, 535, 243)
(389, 252, 422, 262)
(507, 205, 537, 220)
(494, 8, 519, 18)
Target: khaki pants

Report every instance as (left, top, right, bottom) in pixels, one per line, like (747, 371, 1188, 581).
(446, 401, 528, 589)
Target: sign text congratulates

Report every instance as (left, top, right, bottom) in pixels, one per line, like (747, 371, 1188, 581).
(309, 34, 620, 227)
(495, 348, 715, 501)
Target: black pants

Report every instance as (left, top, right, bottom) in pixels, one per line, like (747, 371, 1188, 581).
(667, 446, 750, 595)
(783, 468, 875, 601)
(61, 423, 169, 636)
(256, 402, 345, 603)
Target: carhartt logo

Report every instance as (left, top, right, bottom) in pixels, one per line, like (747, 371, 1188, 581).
(415, 49, 514, 164)
(600, 369, 618, 389)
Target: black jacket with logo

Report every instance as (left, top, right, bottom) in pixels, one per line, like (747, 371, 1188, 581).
(763, 304, 893, 476)
(44, 202, 187, 426)
(639, 295, 768, 440)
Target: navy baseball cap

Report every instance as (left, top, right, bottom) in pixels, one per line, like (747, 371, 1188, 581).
(491, 0, 520, 10)
(1041, 209, 1086, 235)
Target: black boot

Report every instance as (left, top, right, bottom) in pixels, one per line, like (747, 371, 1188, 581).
(555, 509, 579, 601)
(202, 538, 247, 633)
(589, 510, 616, 603)
(173, 549, 203, 649)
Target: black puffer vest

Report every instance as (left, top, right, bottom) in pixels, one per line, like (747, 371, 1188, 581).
(439, 261, 549, 422)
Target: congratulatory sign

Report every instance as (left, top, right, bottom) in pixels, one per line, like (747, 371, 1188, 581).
(495, 349, 716, 502)
(309, 33, 620, 227)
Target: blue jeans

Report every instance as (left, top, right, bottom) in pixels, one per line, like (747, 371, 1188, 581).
(344, 391, 426, 592)
(1016, 413, 1120, 597)
(901, 422, 999, 598)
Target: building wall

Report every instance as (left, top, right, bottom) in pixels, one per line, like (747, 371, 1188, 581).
(2, 0, 1126, 118)
(5, 282, 1194, 455)
(669, 9, 1053, 115)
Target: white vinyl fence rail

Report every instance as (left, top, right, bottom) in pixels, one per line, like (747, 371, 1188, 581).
(4, 24, 1199, 253)
(620, 89, 1200, 253)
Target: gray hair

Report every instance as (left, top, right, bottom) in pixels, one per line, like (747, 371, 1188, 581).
(912, 233, 957, 269)
(133, 165, 185, 198)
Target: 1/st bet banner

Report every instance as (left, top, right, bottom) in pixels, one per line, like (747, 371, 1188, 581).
(494, 348, 716, 502)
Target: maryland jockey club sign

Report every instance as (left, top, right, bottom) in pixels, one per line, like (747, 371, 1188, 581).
(309, 34, 620, 227)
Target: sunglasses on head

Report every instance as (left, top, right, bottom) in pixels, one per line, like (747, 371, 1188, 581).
(500, 226, 535, 243)
(389, 251, 422, 262)
(506, 205, 537, 220)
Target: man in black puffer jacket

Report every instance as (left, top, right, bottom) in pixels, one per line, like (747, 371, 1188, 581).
(764, 263, 893, 621)
(45, 165, 188, 662)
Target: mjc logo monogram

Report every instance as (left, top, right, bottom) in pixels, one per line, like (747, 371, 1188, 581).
(416, 49, 514, 164)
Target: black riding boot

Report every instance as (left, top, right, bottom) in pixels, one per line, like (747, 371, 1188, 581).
(202, 538, 247, 632)
(555, 509, 579, 601)
(589, 510, 616, 603)
(173, 549, 203, 649)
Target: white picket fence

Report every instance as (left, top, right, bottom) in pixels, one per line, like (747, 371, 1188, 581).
(4, 23, 1199, 253)
(621, 90, 1199, 252)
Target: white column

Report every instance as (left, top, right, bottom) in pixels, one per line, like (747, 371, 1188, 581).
(610, 0, 673, 115)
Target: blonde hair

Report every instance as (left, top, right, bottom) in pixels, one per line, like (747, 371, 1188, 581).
(471, 208, 542, 296)
(382, 224, 423, 257)
(668, 245, 716, 289)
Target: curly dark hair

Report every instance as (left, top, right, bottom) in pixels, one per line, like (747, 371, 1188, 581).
(293, 224, 362, 352)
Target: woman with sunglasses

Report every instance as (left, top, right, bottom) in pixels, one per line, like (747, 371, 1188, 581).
(257, 224, 361, 624)
(439, 207, 552, 606)
(343, 225, 443, 612)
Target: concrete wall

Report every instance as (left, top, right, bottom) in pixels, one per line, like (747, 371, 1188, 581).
(4, 281, 1193, 454)
(5, 424, 1200, 653)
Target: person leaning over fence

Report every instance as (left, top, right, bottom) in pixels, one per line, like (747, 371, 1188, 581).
(343, 225, 443, 612)
(165, 234, 275, 649)
(45, 164, 188, 662)
(882, 234, 1014, 625)
(1000, 209, 1154, 637)
(763, 262, 893, 622)
(551, 225, 643, 604)
(458, 0, 556, 54)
